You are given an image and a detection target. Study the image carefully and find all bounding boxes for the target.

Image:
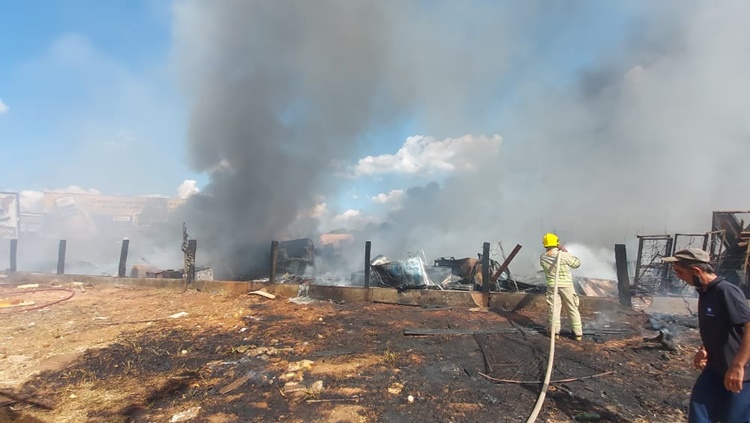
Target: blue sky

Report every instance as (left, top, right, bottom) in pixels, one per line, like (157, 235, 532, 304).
(0, 0, 198, 196)
(0, 1, 640, 211)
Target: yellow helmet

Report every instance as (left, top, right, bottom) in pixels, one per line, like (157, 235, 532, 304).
(542, 233, 559, 248)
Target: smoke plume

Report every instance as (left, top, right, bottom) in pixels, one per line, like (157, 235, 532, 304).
(172, 1, 750, 276)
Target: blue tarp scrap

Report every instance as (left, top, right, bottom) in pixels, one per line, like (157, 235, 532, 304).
(371, 257, 435, 290)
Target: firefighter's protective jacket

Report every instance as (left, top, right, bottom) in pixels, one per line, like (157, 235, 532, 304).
(539, 247, 581, 286)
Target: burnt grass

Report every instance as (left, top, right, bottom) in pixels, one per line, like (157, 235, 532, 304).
(12, 300, 698, 422)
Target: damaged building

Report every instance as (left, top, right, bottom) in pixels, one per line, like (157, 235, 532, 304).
(634, 210, 750, 299)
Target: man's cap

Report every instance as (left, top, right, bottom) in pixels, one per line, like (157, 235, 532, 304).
(662, 248, 711, 264)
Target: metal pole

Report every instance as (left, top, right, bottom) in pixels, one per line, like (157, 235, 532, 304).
(662, 237, 674, 293)
(634, 237, 645, 294)
(118, 238, 130, 277)
(57, 239, 66, 275)
(10, 239, 17, 273)
(269, 241, 279, 284)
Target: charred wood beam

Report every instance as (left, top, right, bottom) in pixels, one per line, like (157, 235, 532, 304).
(186, 239, 197, 284)
(118, 238, 129, 278)
(481, 242, 491, 307)
(269, 241, 279, 284)
(615, 244, 632, 307)
(57, 239, 66, 275)
(364, 241, 372, 302)
(491, 244, 523, 282)
(404, 328, 631, 336)
(712, 211, 747, 248)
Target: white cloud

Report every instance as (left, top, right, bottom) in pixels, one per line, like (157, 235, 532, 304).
(352, 134, 502, 178)
(0, 99, 8, 114)
(56, 185, 101, 195)
(372, 189, 404, 205)
(331, 209, 381, 229)
(177, 179, 200, 199)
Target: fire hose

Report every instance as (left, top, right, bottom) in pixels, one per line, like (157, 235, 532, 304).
(0, 288, 76, 313)
(525, 251, 561, 423)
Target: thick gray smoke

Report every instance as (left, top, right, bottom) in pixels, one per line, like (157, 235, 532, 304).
(356, 1, 750, 274)
(172, 1, 407, 274)
(172, 1, 750, 276)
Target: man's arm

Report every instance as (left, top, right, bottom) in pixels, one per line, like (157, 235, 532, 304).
(725, 322, 750, 393)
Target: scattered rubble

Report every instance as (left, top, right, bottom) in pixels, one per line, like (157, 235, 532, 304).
(0, 279, 699, 422)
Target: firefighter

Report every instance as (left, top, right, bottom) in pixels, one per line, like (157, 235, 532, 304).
(539, 233, 583, 341)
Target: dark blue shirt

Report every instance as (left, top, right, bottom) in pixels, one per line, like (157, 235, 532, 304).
(698, 277, 750, 380)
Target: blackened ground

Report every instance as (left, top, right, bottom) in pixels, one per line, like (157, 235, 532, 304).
(1, 284, 699, 423)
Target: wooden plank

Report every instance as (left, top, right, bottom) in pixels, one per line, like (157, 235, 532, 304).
(249, 290, 276, 299)
(219, 372, 254, 395)
(577, 280, 598, 297)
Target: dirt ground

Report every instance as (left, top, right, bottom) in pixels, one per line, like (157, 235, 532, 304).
(0, 277, 701, 423)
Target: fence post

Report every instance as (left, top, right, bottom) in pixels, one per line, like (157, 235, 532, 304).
(57, 240, 67, 275)
(615, 244, 633, 307)
(481, 242, 491, 307)
(118, 238, 130, 277)
(364, 241, 372, 302)
(10, 239, 17, 272)
(269, 241, 279, 284)
(187, 239, 197, 284)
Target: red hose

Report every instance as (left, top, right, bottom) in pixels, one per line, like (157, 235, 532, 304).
(0, 288, 76, 313)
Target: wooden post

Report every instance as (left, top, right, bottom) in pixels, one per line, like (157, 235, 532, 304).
(9, 239, 17, 273)
(269, 241, 279, 284)
(57, 240, 66, 275)
(118, 238, 130, 277)
(481, 242, 491, 307)
(615, 244, 633, 307)
(364, 241, 372, 302)
(187, 239, 197, 284)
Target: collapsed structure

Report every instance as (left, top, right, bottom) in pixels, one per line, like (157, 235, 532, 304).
(634, 210, 750, 298)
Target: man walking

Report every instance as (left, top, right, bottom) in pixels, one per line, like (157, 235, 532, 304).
(539, 233, 583, 341)
(664, 248, 750, 422)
